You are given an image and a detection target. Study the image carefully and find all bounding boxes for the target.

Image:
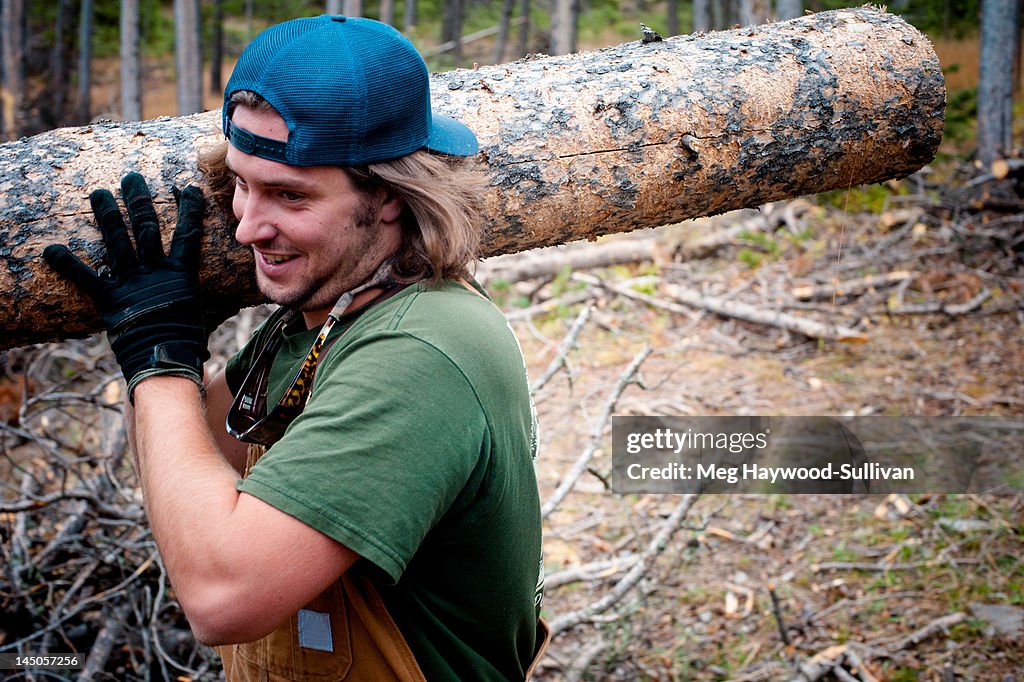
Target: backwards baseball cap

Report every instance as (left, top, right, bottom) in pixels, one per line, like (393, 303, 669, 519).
(222, 15, 478, 166)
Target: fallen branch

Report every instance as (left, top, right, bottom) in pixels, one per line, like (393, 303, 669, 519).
(881, 612, 967, 653)
(663, 283, 868, 342)
(768, 583, 791, 646)
(572, 273, 702, 322)
(78, 601, 133, 682)
(540, 345, 652, 520)
(478, 238, 664, 284)
(531, 305, 593, 393)
(422, 16, 527, 57)
(791, 271, 914, 301)
(548, 493, 699, 635)
(791, 644, 856, 682)
(887, 287, 991, 316)
(545, 554, 642, 588)
(563, 637, 609, 682)
(504, 289, 598, 322)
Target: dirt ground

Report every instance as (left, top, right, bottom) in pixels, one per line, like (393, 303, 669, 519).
(508, 184, 1024, 680)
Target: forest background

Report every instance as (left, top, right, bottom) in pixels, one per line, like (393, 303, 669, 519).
(1, 0, 1023, 680)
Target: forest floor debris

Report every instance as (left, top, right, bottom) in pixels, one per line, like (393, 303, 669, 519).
(1, 167, 1022, 680)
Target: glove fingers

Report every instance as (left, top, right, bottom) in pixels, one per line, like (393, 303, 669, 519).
(121, 173, 166, 266)
(43, 245, 102, 297)
(89, 189, 138, 273)
(169, 185, 205, 271)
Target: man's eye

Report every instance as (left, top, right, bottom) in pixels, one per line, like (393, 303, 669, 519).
(281, 191, 303, 201)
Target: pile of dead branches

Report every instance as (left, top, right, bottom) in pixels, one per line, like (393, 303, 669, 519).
(0, 336, 217, 680)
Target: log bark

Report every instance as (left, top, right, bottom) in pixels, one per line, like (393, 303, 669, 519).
(0, 7, 944, 350)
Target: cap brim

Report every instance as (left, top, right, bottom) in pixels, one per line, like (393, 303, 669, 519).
(425, 115, 479, 157)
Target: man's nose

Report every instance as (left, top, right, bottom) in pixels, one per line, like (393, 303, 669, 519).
(234, 195, 277, 245)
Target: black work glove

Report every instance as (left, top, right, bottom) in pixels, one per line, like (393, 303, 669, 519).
(44, 173, 209, 402)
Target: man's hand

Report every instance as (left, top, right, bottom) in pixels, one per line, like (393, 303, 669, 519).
(44, 173, 209, 402)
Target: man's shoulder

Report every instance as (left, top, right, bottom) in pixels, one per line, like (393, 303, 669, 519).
(393, 279, 508, 332)
(334, 279, 527, 388)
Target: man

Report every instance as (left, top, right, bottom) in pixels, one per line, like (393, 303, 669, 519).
(44, 15, 546, 681)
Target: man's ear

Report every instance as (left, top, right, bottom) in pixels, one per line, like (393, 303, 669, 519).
(379, 192, 404, 224)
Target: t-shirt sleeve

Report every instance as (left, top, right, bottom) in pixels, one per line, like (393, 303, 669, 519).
(237, 331, 489, 583)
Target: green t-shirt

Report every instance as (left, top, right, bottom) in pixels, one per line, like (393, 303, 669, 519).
(225, 280, 544, 680)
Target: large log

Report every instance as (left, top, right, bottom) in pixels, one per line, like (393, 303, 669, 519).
(0, 7, 944, 350)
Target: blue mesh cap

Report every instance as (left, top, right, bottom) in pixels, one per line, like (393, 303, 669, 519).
(222, 15, 478, 166)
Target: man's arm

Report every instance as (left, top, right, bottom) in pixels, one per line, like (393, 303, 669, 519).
(44, 175, 359, 644)
(130, 375, 359, 645)
(203, 368, 251, 475)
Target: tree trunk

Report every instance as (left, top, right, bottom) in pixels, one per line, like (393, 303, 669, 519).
(174, 0, 203, 115)
(379, 0, 395, 26)
(77, 0, 93, 123)
(666, 0, 678, 37)
(776, 0, 802, 21)
(404, 0, 417, 32)
(516, 0, 529, 56)
(551, 0, 575, 55)
(245, 0, 254, 44)
(441, 0, 464, 66)
(343, 0, 362, 17)
(739, 0, 770, 25)
(210, 0, 224, 94)
(120, 0, 143, 121)
(1, 0, 26, 139)
(977, 0, 1018, 167)
(494, 0, 516, 63)
(0, 7, 945, 350)
(692, 0, 711, 33)
(326, 0, 342, 13)
(710, 0, 725, 31)
(49, 0, 70, 127)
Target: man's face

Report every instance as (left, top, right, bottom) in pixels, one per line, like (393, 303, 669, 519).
(226, 104, 403, 327)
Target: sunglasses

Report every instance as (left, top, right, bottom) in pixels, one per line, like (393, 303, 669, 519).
(226, 308, 343, 445)
(226, 267, 402, 446)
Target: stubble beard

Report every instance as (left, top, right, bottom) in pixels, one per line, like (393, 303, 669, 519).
(260, 200, 391, 312)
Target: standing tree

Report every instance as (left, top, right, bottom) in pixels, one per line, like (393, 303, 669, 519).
(667, 0, 679, 36)
(211, 0, 224, 94)
(78, 0, 94, 123)
(1, 0, 26, 139)
(245, 0, 254, 45)
(326, 0, 342, 13)
(517, 0, 530, 56)
(379, 0, 395, 25)
(343, 0, 362, 16)
(494, 0, 516, 62)
(739, 0, 770, 25)
(693, 0, 711, 32)
(49, 0, 72, 127)
(977, 0, 1019, 167)
(121, 0, 143, 121)
(710, 0, 725, 30)
(441, 0, 464, 66)
(550, 0, 575, 54)
(174, 0, 203, 115)
(776, 0, 802, 21)
(404, 0, 417, 31)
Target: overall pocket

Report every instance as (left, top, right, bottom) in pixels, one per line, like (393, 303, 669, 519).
(228, 581, 354, 681)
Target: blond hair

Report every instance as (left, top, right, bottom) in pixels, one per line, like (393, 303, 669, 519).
(200, 91, 485, 285)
